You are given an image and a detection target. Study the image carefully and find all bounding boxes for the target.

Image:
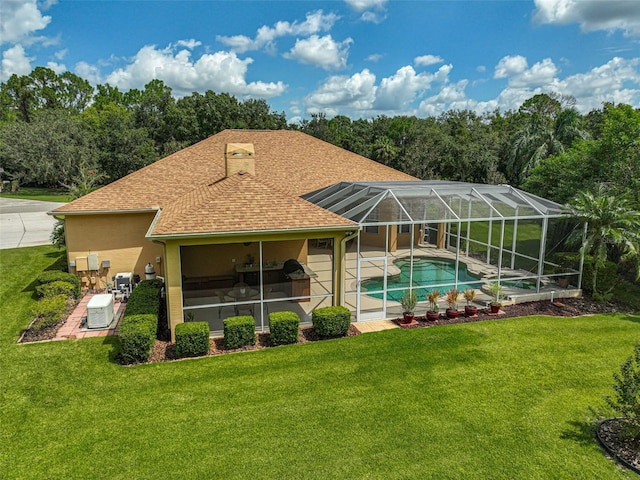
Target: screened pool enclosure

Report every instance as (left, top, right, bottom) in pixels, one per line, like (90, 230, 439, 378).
(304, 181, 583, 321)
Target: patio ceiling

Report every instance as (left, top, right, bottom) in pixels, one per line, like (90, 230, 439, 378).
(302, 181, 566, 225)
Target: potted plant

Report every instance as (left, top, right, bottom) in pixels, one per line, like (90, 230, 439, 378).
(400, 289, 417, 324)
(487, 282, 503, 313)
(462, 288, 477, 316)
(445, 288, 460, 318)
(553, 265, 570, 288)
(426, 289, 440, 321)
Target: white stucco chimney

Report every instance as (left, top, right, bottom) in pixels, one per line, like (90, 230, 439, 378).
(225, 143, 255, 177)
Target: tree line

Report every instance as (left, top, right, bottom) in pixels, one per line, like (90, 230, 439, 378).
(1, 67, 638, 298)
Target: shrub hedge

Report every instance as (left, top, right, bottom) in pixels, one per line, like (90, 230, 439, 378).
(119, 279, 163, 364)
(30, 294, 67, 330)
(122, 279, 163, 319)
(223, 315, 256, 349)
(550, 252, 618, 297)
(175, 322, 210, 358)
(36, 280, 77, 299)
(312, 306, 351, 338)
(36, 270, 80, 298)
(119, 314, 157, 364)
(269, 311, 300, 346)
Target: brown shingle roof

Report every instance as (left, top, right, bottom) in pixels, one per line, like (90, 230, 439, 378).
(151, 172, 355, 236)
(55, 130, 416, 211)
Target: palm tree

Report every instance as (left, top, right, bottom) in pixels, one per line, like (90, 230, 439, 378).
(372, 136, 399, 167)
(567, 186, 640, 297)
(509, 96, 589, 185)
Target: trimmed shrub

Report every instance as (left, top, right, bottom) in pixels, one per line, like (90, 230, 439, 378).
(36, 270, 80, 298)
(269, 311, 300, 346)
(36, 280, 77, 299)
(119, 280, 163, 364)
(119, 314, 157, 364)
(30, 294, 67, 330)
(312, 306, 351, 338)
(175, 322, 210, 358)
(581, 257, 618, 299)
(223, 315, 256, 349)
(605, 344, 640, 441)
(123, 280, 162, 319)
(548, 252, 619, 298)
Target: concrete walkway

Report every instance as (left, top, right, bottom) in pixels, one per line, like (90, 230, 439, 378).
(353, 319, 399, 333)
(0, 198, 66, 249)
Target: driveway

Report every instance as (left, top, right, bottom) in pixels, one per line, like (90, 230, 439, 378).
(0, 198, 66, 249)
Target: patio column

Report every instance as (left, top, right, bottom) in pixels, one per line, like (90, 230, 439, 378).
(536, 218, 549, 293)
(164, 240, 183, 342)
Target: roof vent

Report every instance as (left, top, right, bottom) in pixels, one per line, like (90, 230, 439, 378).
(225, 143, 255, 177)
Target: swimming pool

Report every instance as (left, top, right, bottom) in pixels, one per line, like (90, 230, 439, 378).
(361, 257, 482, 302)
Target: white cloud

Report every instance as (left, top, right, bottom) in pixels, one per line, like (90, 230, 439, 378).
(345, 0, 387, 23)
(0, 0, 52, 45)
(103, 44, 286, 98)
(305, 63, 453, 115)
(344, 0, 387, 11)
(175, 39, 202, 49)
(54, 48, 67, 60)
(304, 68, 377, 110)
(46, 61, 65, 73)
(0, 44, 33, 80)
(494, 55, 559, 88)
(494, 55, 528, 78)
(533, 0, 640, 36)
(217, 10, 339, 53)
(283, 35, 352, 70)
(415, 55, 444, 67)
(74, 61, 101, 85)
(366, 53, 383, 62)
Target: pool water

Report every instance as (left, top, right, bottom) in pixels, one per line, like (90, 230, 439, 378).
(362, 257, 482, 302)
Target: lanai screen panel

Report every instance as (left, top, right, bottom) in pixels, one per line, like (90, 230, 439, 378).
(304, 181, 565, 225)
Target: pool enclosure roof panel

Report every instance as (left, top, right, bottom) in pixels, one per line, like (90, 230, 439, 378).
(302, 181, 565, 224)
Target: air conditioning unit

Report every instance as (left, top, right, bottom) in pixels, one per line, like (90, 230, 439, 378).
(114, 272, 133, 294)
(86, 294, 114, 329)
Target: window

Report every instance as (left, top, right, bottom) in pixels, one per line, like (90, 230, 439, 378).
(364, 225, 379, 234)
(397, 224, 411, 234)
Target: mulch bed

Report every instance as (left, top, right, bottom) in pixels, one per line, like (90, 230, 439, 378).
(596, 418, 640, 474)
(393, 296, 625, 328)
(18, 297, 80, 343)
(148, 324, 361, 363)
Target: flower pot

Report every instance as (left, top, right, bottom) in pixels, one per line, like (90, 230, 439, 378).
(402, 312, 415, 324)
(557, 277, 570, 288)
(426, 311, 439, 322)
(446, 308, 459, 319)
(465, 305, 478, 316)
(489, 303, 501, 314)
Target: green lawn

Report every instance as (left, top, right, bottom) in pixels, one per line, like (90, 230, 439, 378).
(0, 187, 72, 203)
(1, 246, 639, 479)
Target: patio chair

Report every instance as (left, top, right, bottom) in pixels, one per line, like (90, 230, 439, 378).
(214, 289, 234, 318)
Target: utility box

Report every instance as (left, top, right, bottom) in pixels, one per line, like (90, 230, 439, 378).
(86, 294, 114, 329)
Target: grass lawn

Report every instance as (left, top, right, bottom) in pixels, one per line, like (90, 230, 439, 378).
(0, 187, 72, 203)
(1, 246, 639, 479)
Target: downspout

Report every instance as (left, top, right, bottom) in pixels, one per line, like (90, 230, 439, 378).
(339, 229, 360, 306)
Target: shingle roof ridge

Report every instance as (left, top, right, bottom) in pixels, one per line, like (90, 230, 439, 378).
(152, 172, 354, 235)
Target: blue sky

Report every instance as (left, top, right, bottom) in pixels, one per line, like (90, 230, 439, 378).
(2, 0, 640, 122)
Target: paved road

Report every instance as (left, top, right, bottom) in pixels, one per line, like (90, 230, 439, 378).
(0, 198, 66, 249)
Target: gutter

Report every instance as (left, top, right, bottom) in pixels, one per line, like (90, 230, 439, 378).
(47, 208, 159, 217)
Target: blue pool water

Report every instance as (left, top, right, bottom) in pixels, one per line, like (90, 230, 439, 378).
(362, 257, 482, 302)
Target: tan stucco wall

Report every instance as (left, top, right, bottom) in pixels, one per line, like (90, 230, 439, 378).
(64, 212, 163, 289)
